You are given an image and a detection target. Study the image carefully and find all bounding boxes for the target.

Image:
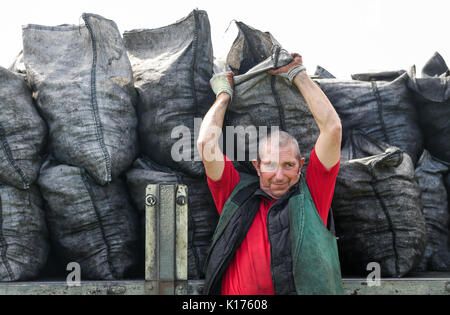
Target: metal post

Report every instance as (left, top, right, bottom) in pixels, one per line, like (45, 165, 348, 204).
(145, 184, 188, 295)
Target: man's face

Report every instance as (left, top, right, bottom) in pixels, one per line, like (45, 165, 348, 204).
(252, 142, 305, 199)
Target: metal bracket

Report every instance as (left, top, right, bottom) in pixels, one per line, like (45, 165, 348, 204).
(145, 184, 188, 295)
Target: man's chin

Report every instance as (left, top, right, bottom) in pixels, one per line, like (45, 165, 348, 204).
(269, 187, 288, 199)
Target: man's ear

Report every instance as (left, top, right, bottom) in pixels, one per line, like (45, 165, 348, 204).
(298, 157, 306, 174)
(251, 159, 261, 176)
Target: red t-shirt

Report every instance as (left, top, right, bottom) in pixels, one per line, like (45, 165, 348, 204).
(206, 147, 340, 295)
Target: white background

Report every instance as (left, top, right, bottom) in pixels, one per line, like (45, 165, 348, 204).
(1, 0, 449, 78)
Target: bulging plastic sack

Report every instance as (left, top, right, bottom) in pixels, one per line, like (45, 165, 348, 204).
(123, 10, 215, 177)
(224, 22, 319, 174)
(38, 158, 139, 280)
(0, 185, 49, 281)
(407, 53, 450, 164)
(23, 13, 138, 186)
(0, 66, 47, 189)
(333, 131, 426, 277)
(316, 70, 423, 165)
(414, 150, 450, 271)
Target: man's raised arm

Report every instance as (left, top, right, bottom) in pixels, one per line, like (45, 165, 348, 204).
(269, 54, 342, 170)
(197, 72, 234, 181)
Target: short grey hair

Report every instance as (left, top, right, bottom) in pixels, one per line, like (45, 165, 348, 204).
(257, 130, 301, 162)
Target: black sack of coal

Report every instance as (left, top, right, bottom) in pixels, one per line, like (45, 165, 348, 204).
(22, 13, 138, 186)
(125, 156, 219, 279)
(38, 158, 139, 280)
(314, 65, 336, 79)
(316, 70, 423, 165)
(8, 51, 27, 81)
(351, 70, 407, 82)
(421, 52, 449, 78)
(226, 21, 281, 75)
(407, 57, 450, 164)
(414, 149, 450, 271)
(332, 131, 426, 277)
(0, 66, 47, 189)
(224, 23, 319, 174)
(446, 173, 450, 198)
(123, 10, 215, 178)
(0, 185, 49, 281)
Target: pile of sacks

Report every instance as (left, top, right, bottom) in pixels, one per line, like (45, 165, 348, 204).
(316, 52, 450, 276)
(1, 9, 449, 282)
(1, 13, 141, 281)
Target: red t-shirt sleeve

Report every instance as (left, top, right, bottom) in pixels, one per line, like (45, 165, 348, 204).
(306, 147, 340, 227)
(206, 155, 241, 215)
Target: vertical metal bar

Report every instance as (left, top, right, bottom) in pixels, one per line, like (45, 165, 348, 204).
(145, 184, 188, 295)
(175, 185, 188, 295)
(145, 185, 158, 294)
(158, 185, 175, 294)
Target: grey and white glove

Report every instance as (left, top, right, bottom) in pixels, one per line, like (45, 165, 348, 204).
(268, 53, 306, 84)
(210, 71, 234, 100)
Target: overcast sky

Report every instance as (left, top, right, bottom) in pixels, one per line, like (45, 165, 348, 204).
(1, 0, 449, 78)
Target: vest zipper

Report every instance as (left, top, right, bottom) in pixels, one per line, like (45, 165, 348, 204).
(266, 204, 276, 293)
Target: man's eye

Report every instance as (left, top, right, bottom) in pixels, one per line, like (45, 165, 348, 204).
(262, 163, 277, 171)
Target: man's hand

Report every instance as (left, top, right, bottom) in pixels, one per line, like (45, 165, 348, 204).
(268, 53, 306, 84)
(210, 71, 234, 100)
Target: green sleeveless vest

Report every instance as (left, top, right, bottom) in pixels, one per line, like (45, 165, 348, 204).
(206, 176, 344, 295)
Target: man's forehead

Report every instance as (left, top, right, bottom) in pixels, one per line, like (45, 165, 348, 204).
(260, 142, 298, 161)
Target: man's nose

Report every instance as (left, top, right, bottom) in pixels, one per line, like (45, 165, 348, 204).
(274, 168, 285, 180)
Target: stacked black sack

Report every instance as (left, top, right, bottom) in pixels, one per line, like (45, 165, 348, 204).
(0, 67, 47, 190)
(223, 21, 319, 174)
(0, 186, 49, 281)
(407, 52, 450, 164)
(0, 66, 49, 281)
(123, 10, 219, 280)
(316, 70, 423, 166)
(123, 10, 215, 178)
(414, 150, 450, 271)
(23, 13, 139, 186)
(332, 131, 426, 277)
(38, 158, 139, 280)
(21, 13, 141, 280)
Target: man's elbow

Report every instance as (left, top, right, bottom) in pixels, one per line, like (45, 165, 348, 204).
(196, 138, 206, 157)
(197, 137, 215, 159)
(327, 118, 342, 143)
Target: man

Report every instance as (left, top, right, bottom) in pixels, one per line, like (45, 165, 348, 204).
(197, 53, 344, 295)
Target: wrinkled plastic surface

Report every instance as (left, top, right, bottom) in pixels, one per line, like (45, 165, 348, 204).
(0, 185, 49, 281)
(226, 21, 281, 75)
(0, 67, 47, 189)
(333, 131, 426, 277)
(421, 52, 449, 78)
(414, 150, 450, 271)
(123, 10, 215, 177)
(23, 13, 138, 185)
(314, 65, 335, 79)
(407, 54, 450, 163)
(125, 156, 218, 279)
(225, 22, 319, 173)
(38, 158, 139, 280)
(8, 51, 27, 81)
(351, 70, 406, 82)
(317, 72, 422, 165)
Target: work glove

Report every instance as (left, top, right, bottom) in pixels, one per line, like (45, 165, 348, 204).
(210, 71, 234, 100)
(268, 53, 306, 84)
